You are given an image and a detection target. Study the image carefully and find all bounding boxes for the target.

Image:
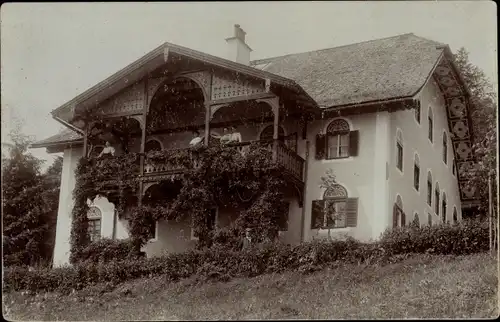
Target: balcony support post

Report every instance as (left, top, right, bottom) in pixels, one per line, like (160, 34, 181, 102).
(272, 101, 281, 162)
(204, 103, 211, 146)
(138, 78, 149, 205)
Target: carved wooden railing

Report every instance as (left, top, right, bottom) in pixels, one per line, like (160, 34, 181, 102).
(275, 141, 304, 181)
(139, 140, 305, 182)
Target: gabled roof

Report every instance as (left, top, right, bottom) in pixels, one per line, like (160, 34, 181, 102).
(251, 33, 445, 108)
(33, 33, 452, 148)
(31, 128, 83, 148)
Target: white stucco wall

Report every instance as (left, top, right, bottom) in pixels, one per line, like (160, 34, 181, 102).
(388, 79, 462, 227)
(303, 113, 381, 242)
(52, 147, 82, 267)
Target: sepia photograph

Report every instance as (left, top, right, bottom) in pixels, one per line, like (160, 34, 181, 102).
(1, 1, 498, 320)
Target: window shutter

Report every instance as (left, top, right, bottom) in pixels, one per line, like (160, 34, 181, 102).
(346, 198, 358, 227)
(311, 200, 325, 229)
(315, 134, 326, 160)
(349, 130, 359, 157)
(392, 203, 398, 228)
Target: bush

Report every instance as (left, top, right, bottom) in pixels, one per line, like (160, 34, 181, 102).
(78, 238, 140, 264)
(3, 220, 490, 294)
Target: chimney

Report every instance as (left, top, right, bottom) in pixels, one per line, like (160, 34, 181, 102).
(225, 24, 252, 65)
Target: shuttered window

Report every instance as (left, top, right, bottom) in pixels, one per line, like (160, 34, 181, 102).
(310, 184, 358, 229)
(315, 119, 359, 160)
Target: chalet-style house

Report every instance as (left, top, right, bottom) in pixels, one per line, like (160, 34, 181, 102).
(32, 26, 477, 267)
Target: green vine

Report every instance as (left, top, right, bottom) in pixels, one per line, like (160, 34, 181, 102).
(70, 143, 292, 262)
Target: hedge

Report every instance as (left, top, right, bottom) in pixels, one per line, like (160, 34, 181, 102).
(3, 219, 490, 294)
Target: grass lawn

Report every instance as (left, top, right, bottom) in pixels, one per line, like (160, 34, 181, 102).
(3, 253, 498, 320)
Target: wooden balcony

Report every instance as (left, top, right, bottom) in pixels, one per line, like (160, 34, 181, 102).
(143, 140, 305, 183)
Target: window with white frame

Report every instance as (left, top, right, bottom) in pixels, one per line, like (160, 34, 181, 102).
(442, 132, 448, 164)
(87, 206, 102, 242)
(326, 119, 350, 159)
(311, 184, 358, 229)
(442, 192, 447, 223)
(393, 195, 405, 227)
(396, 130, 404, 172)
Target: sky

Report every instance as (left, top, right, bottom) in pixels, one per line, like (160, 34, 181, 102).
(1, 1, 497, 170)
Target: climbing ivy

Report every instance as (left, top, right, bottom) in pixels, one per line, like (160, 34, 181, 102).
(70, 143, 292, 262)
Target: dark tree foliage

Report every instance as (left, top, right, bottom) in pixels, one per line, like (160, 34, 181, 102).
(2, 131, 62, 266)
(453, 48, 497, 216)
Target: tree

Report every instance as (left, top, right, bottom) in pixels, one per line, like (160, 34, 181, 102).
(2, 128, 62, 266)
(453, 48, 497, 218)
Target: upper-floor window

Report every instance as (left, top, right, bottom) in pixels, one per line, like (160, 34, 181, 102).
(315, 119, 359, 160)
(311, 184, 358, 229)
(428, 106, 434, 143)
(434, 183, 440, 215)
(393, 195, 405, 227)
(442, 192, 447, 223)
(145, 139, 162, 153)
(427, 172, 433, 206)
(396, 129, 404, 172)
(414, 153, 420, 191)
(442, 132, 448, 164)
(414, 100, 421, 124)
(87, 206, 102, 242)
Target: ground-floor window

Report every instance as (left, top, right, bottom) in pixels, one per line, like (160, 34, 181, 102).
(311, 184, 358, 229)
(87, 206, 102, 242)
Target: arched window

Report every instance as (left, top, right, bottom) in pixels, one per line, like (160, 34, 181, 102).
(414, 153, 420, 191)
(453, 207, 458, 224)
(322, 184, 348, 228)
(87, 206, 102, 242)
(396, 129, 404, 172)
(326, 119, 350, 159)
(393, 195, 406, 227)
(428, 106, 434, 142)
(434, 182, 440, 215)
(442, 192, 447, 223)
(442, 132, 448, 164)
(310, 184, 358, 229)
(145, 139, 162, 153)
(427, 171, 433, 206)
(260, 125, 285, 142)
(414, 100, 421, 124)
(428, 213, 433, 226)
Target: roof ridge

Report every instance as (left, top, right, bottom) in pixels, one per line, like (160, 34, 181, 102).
(251, 33, 416, 65)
